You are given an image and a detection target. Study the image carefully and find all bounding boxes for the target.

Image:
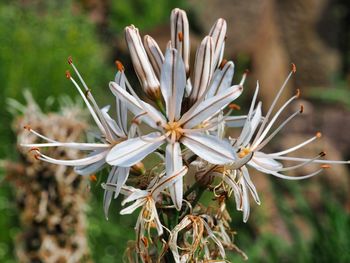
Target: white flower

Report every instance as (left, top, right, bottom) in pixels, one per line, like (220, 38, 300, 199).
(125, 25, 161, 99)
(103, 166, 188, 257)
(105, 9, 247, 211)
(224, 65, 350, 222)
(107, 48, 241, 210)
(168, 215, 225, 263)
(21, 58, 135, 218)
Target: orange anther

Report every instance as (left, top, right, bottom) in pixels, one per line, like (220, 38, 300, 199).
(68, 56, 73, 65)
(29, 147, 40, 153)
(115, 60, 124, 72)
(219, 59, 227, 70)
(320, 151, 326, 157)
(178, 32, 183, 42)
(321, 164, 331, 169)
(229, 103, 241, 110)
(34, 154, 40, 160)
(244, 69, 250, 74)
(296, 89, 301, 98)
(65, 70, 71, 79)
(23, 125, 31, 131)
(316, 132, 322, 138)
(291, 63, 296, 73)
(299, 104, 304, 113)
(89, 174, 97, 182)
(141, 237, 148, 247)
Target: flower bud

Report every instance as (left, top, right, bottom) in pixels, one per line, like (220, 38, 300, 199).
(189, 36, 214, 104)
(171, 8, 190, 76)
(209, 18, 227, 67)
(125, 25, 160, 99)
(144, 35, 164, 79)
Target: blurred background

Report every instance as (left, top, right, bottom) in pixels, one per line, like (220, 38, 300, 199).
(0, 0, 349, 262)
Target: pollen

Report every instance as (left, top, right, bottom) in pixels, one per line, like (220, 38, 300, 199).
(238, 147, 250, 158)
(229, 103, 241, 110)
(115, 60, 124, 72)
(178, 32, 183, 42)
(67, 56, 73, 65)
(65, 70, 71, 79)
(316, 132, 322, 138)
(164, 122, 183, 141)
(28, 147, 40, 153)
(89, 174, 97, 182)
(219, 59, 227, 70)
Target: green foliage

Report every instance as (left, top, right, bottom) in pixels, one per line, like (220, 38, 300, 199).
(109, 0, 187, 34)
(0, 1, 112, 261)
(0, 1, 113, 157)
(307, 80, 350, 110)
(88, 181, 138, 262)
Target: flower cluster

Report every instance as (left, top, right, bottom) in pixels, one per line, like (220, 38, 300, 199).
(22, 8, 349, 262)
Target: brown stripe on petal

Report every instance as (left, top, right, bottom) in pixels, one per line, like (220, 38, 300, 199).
(182, 86, 241, 127)
(151, 166, 187, 196)
(191, 37, 214, 103)
(182, 135, 233, 160)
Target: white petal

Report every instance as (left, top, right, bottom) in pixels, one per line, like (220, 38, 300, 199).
(122, 188, 149, 205)
(125, 25, 160, 95)
(241, 166, 260, 205)
(217, 173, 242, 210)
(206, 61, 234, 98)
(189, 36, 214, 103)
(237, 103, 262, 146)
(106, 132, 165, 167)
(38, 149, 108, 166)
(160, 48, 186, 121)
(209, 18, 227, 67)
(249, 155, 283, 173)
(103, 167, 130, 219)
(21, 142, 110, 151)
(241, 179, 250, 223)
(224, 115, 247, 128)
(101, 106, 126, 138)
(144, 35, 164, 79)
(120, 198, 146, 215)
(151, 166, 188, 198)
(114, 71, 128, 134)
(180, 85, 243, 129)
(109, 81, 166, 128)
(170, 8, 190, 75)
(181, 132, 235, 164)
(75, 150, 107, 175)
(202, 219, 225, 258)
(166, 142, 183, 210)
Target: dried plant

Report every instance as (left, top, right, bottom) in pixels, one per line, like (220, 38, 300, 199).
(7, 92, 92, 263)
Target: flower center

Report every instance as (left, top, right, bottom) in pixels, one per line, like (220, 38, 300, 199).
(164, 122, 184, 141)
(238, 147, 251, 158)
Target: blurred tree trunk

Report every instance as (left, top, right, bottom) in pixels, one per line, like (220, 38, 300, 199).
(188, 0, 340, 105)
(6, 94, 93, 263)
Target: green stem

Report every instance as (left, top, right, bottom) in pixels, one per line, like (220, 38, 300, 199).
(191, 187, 205, 209)
(155, 98, 166, 116)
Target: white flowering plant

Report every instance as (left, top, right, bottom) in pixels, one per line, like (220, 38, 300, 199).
(21, 8, 349, 262)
